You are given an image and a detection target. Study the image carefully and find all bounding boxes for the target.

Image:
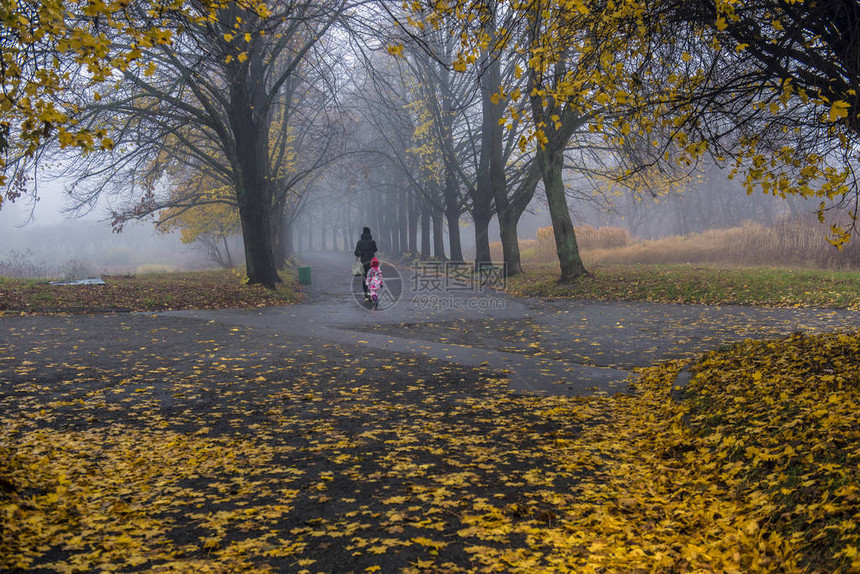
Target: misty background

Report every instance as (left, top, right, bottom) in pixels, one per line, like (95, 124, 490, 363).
(1, 162, 830, 279)
(0, 180, 196, 278)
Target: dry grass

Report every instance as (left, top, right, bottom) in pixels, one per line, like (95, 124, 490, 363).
(492, 217, 860, 271)
(585, 219, 860, 270)
(491, 225, 632, 263)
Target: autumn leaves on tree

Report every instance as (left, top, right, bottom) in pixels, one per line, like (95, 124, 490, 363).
(1, 0, 344, 288)
(396, 0, 860, 277)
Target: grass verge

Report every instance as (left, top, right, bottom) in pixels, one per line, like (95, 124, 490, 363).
(505, 264, 860, 309)
(0, 269, 300, 314)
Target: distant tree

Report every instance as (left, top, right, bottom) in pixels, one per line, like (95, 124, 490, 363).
(346, 46, 452, 260)
(403, 1, 652, 282)
(406, 28, 477, 262)
(157, 176, 241, 268)
(372, 4, 541, 272)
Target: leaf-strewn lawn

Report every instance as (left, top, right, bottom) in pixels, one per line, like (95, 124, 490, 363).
(505, 264, 860, 309)
(0, 269, 299, 313)
(4, 264, 859, 314)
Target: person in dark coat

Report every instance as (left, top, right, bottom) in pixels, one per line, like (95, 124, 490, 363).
(354, 227, 377, 298)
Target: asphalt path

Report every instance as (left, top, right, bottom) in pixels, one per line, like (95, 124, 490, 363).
(159, 251, 860, 396)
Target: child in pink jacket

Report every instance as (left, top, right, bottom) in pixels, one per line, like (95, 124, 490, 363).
(365, 257, 384, 308)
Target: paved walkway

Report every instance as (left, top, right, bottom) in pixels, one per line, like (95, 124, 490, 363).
(162, 251, 860, 396)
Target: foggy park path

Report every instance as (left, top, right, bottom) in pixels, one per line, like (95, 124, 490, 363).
(163, 251, 860, 396)
(5, 253, 860, 573)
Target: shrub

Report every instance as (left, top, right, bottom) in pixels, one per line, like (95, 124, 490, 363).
(536, 226, 556, 262)
(496, 218, 859, 270)
(574, 225, 631, 250)
(489, 239, 537, 262)
(489, 241, 502, 262)
(534, 225, 630, 262)
(0, 250, 48, 278)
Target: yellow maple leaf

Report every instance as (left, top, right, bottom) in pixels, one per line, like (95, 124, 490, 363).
(829, 99, 850, 121)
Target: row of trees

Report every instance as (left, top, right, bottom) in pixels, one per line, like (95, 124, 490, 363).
(2, 0, 860, 286)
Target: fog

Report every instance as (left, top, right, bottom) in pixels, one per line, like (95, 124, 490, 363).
(0, 183, 210, 279)
(2, 152, 832, 280)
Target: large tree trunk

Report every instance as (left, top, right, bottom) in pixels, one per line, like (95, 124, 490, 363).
(432, 210, 446, 259)
(497, 162, 542, 275)
(232, 126, 279, 287)
(472, 208, 492, 265)
(527, 76, 588, 280)
(524, 8, 588, 284)
(497, 211, 521, 272)
(474, 5, 503, 267)
(537, 144, 587, 282)
(472, 109, 494, 265)
(437, 64, 464, 263)
(237, 192, 279, 287)
(229, 55, 279, 289)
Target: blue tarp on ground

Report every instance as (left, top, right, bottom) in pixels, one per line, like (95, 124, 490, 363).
(49, 277, 106, 286)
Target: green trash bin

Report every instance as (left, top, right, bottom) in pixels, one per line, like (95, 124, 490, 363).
(298, 266, 312, 285)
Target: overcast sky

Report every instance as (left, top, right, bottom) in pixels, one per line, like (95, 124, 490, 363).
(2, 175, 102, 229)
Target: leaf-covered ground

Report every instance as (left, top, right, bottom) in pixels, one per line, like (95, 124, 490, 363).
(4, 264, 860, 315)
(506, 265, 860, 310)
(1, 315, 858, 572)
(0, 270, 298, 314)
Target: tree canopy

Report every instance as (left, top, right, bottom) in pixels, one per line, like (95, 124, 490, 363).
(3, 0, 860, 284)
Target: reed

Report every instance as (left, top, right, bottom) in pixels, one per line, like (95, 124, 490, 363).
(492, 217, 860, 270)
(491, 225, 632, 264)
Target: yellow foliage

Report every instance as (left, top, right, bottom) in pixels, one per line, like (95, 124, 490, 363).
(829, 100, 850, 122)
(404, 1, 860, 211)
(157, 172, 240, 245)
(3, 326, 858, 571)
(0, 0, 282, 190)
